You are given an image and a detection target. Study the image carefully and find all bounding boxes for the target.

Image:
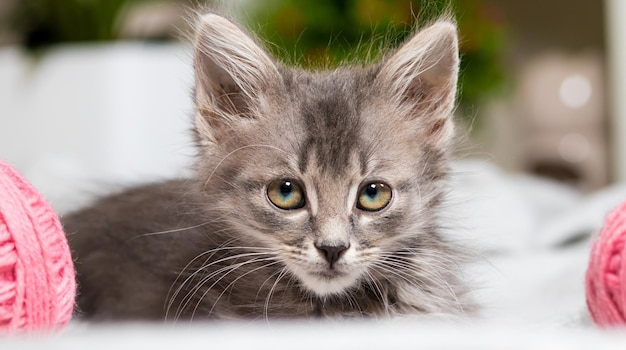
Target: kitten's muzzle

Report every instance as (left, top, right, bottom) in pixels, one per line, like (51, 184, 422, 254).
(315, 243, 349, 268)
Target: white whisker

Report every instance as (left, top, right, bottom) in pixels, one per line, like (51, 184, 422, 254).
(203, 144, 288, 190)
(264, 267, 288, 321)
(134, 221, 213, 239)
(205, 260, 282, 317)
(170, 251, 277, 321)
(181, 256, 274, 321)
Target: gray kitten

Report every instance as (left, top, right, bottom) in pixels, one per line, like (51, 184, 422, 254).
(63, 13, 473, 321)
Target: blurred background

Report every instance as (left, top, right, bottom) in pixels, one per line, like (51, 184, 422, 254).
(0, 0, 622, 213)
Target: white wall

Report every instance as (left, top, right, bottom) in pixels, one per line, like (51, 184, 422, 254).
(0, 43, 196, 213)
(606, 0, 626, 181)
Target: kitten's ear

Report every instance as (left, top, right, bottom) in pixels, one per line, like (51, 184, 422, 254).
(193, 14, 281, 143)
(378, 20, 459, 147)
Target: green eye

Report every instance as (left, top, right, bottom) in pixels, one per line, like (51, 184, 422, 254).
(357, 182, 392, 212)
(267, 179, 305, 210)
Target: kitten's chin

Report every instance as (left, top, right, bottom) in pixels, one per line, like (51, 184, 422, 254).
(297, 271, 359, 296)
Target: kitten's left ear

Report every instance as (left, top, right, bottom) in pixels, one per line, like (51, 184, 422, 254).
(378, 20, 459, 147)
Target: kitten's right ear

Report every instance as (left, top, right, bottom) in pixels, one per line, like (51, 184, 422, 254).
(193, 14, 281, 143)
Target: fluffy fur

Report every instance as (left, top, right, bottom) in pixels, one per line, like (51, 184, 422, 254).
(63, 13, 473, 321)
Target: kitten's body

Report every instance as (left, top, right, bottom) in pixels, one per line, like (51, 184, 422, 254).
(63, 14, 473, 321)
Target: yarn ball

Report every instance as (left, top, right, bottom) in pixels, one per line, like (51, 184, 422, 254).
(0, 160, 75, 332)
(586, 200, 626, 326)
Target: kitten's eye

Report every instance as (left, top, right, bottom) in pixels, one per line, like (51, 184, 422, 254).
(267, 179, 305, 210)
(357, 182, 392, 212)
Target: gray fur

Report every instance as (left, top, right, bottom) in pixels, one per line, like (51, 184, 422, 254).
(63, 13, 474, 321)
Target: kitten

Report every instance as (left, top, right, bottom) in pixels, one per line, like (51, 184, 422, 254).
(63, 13, 473, 321)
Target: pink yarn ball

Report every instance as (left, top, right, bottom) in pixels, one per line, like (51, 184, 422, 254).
(586, 200, 626, 326)
(0, 160, 75, 332)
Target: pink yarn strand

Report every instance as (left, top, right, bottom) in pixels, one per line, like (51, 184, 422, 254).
(586, 200, 626, 326)
(0, 160, 75, 332)
(619, 227, 626, 322)
(14, 178, 53, 329)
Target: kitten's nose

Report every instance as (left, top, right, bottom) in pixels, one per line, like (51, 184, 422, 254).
(315, 243, 349, 267)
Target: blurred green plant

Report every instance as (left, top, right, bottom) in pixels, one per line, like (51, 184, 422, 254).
(8, 0, 506, 118)
(10, 0, 130, 49)
(246, 0, 507, 119)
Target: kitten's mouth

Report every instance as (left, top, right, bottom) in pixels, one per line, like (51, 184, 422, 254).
(294, 266, 360, 296)
(311, 268, 344, 279)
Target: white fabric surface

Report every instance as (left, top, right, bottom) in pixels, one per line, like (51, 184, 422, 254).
(4, 321, 626, 349)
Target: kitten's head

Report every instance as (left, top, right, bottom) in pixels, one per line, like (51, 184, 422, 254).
(191, 14, 461, 301)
